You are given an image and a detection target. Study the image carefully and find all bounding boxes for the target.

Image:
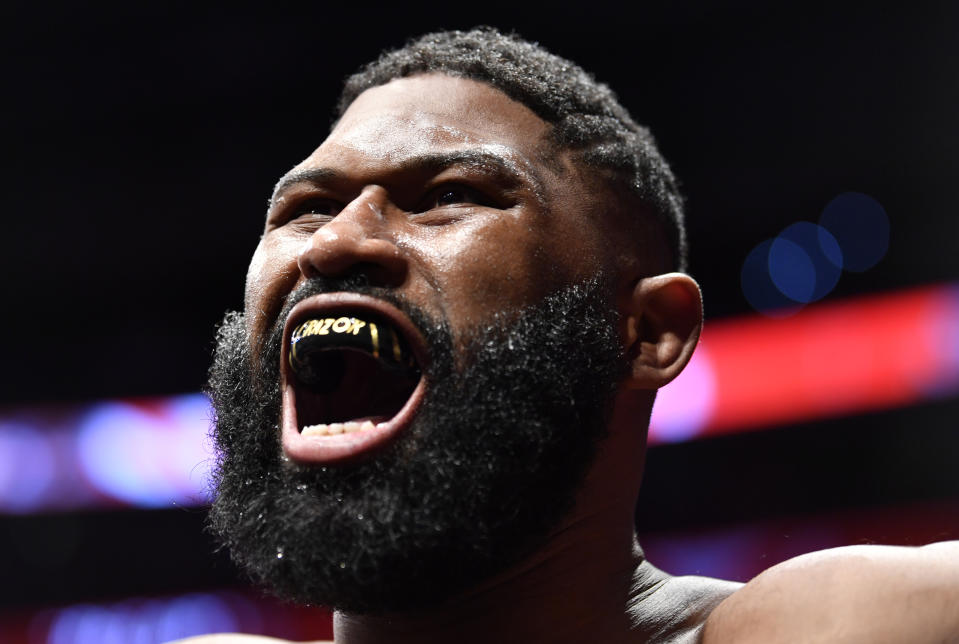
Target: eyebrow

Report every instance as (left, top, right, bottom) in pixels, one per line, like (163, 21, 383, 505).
(271, 167, 342, 203)
(269, 149, 548, 206)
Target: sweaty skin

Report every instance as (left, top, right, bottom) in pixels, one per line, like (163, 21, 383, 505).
(246, 75, 617, 354)
(181, 75, 959, 644)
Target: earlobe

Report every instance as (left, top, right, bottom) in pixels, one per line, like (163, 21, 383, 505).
(622, 273, 703, 390)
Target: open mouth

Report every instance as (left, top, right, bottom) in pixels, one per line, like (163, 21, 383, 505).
(279, 295, 427, 464)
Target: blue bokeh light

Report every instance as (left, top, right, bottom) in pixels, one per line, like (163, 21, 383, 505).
(819, 191, 889, 272)
(770, 222, 843, 303)
(769, 236, 817, 303)
(741, 239, 804, 316)
(742, 192, 888, 314)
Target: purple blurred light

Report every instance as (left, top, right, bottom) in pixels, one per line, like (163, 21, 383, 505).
(0, 423, 56, 513)
(41, 593, 242, 644)
(649, 344, 717, 443)
(76, 394, 213, 508)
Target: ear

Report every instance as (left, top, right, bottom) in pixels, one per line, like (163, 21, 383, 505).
(622, 273, 703, 390)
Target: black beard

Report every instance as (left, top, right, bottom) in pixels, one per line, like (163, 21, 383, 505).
(207, 275, 624, 614)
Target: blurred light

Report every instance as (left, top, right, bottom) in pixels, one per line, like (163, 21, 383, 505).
(686, 283, 959, 437)
(641, 523, 772, 580)
(649, 344, 717, 442)
(4, 590, 332, 644)
(768, 236, 816, 302)
(741, 239, 803, 316)
(0, 394, 215, 514)
(0, 423, 56, 513)
(744, 223, 843, 314)
(76, 394, 212, 508)
(769, 222, 843, 303)
(42, 593, 241, 644)
(155, 595, 238, 643)
(819, 191, 889, 272)
(742, 192, 888, 315)
(918, 285, 959, 397)
(654, 283, 959, 440)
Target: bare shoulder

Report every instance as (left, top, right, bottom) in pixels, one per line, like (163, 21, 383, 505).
(702, 541, 959, 644)
(169, 635, 331, 643)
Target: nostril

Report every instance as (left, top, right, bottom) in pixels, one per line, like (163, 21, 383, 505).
(296, 249, 322, 279)
(349, 261, 407, 289)
(297, 239, 407, 287)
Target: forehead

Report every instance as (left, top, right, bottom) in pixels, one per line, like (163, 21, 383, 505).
(301, 73, 555, 172)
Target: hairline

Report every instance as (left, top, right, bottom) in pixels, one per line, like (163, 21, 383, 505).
(333, 31, 686, 273)
(332, 71, 670, 265)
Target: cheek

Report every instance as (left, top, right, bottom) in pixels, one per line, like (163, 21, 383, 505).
(398, 219, 563, 323)
(399, 221, 518, 280)
(244, 237, 300, 338)
(244, 241, 268, 307)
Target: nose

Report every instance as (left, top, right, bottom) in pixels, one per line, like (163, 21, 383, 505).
(296, 187, 408, 287)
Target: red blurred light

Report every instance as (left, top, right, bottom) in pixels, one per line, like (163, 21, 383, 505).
(698, 284, 958, 436)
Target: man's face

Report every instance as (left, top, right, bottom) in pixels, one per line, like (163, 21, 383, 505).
(209, 74, 627, 612)
(246, 74, 612, 353)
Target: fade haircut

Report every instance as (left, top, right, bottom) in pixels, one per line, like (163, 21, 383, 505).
(337, 27, 688, 272)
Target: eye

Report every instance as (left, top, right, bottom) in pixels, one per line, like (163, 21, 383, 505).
(292, 198, 342, 219)
(267, 196, 344, 232)
(420, 184, 492, 211)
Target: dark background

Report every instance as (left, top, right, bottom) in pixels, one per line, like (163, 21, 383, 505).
(3, 0, 958, 614)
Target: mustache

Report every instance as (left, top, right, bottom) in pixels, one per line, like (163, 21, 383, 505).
(267, 274, 398, 340)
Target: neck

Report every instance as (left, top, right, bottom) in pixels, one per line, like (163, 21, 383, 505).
(333, 392, 668, 644)
(333, 521, 664, 644)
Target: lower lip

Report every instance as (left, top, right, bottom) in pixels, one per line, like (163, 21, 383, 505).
(280, 376, 426, 464)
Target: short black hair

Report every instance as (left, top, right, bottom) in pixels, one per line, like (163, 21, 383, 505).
(337, 27, 688, 272)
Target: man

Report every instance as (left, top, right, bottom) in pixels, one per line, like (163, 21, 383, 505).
(183, 28, 959, 643)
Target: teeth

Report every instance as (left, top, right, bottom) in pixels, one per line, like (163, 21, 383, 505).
(302, 420, 382, 436)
